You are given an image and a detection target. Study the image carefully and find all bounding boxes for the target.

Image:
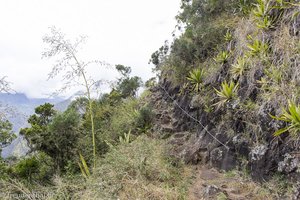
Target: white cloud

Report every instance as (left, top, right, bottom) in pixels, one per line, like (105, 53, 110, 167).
(0, 0, 181, 98)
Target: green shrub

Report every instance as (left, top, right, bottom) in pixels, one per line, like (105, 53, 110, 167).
(135, 105, 154, 133)
(12, 152, 54, 182)
(108, 98, 139, 138)
(0, 159, 10, 180)
(145, 77, 157, 88)
(257, 16, 274, 29)
(119, 130, 132, 144)
(252, 0, 284, 29)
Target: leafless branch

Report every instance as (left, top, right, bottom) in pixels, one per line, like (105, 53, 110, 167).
(42, 26, 110, 96)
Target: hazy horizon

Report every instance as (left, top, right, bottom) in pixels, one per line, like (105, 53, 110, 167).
(0, 0, 181, 98)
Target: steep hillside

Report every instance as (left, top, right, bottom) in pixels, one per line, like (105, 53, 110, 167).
(3, 1, 300, 199)
(148, 0, 300, 198)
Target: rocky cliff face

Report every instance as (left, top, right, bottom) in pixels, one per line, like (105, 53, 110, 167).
(149, 0, 300, 183)
(149, 78, 300, 184)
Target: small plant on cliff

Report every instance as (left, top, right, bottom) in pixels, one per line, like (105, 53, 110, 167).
(253, 0, 271, 18)
(214, 81, 239, 108)
(271, 101, 300, 136)
(257, 16, 274, 29)
(252, 0, 285, 29)
(187, 68, 204, 92)
(231, 57, 248, 79)
(214, 51, 230, 64)
(224, 30, 233, 42)
(119, 130, 131, 144)
(238, 0, 255, 15)
(247, 39, 269, 57)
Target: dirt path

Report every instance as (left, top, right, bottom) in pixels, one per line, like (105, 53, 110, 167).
(188, 166, 276, 200)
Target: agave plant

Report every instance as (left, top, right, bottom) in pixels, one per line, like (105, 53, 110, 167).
(214, 51, 230, 64)
(271, 101, 300, 136)
(187, 68, 204, 92)
(214, 80, 239, 108)
(256, 16, 274, 29)
(247, 39, 269, 56)
(231, 57, 248, 79)
(224, 30, 233, 42)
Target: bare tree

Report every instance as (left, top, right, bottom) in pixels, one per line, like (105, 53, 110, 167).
(0, 76, 13, 93)
(42, 26, 109, 168)
(0, 77, 15, 120)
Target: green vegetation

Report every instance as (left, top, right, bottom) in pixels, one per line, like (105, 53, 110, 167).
(78, 153, 90, 179)
(247, 39, 269, 57)
(187, 68, 204, 92)
(0, 119, 16, 154)
(20, 104, 80, 173)
(12, 152, 54, 183)
(224, 30, 233, 42)
(2, 0, 300, 198)
(119, 130, 132, 144)
(271, 101, 300, 136)
(85, 136, 191, 199)
(215, 51, 231, 64)
(231, 57, 248, 79)
(214, 81, 239, 108)
(43, 27, 102, 168)
(115, 64, 143, 98)
(0, 136, 192, 200)
(252, 0, 274, 29)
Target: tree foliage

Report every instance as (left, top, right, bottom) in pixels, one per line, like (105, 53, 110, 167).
(20, 104, 80, 172)
(20, 103, 56, 149)
(115, 65, 143, 98)
(0, 119, 16, 152)
(12, 152, 54, 182)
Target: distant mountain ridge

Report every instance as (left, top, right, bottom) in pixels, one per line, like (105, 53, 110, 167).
(0, 93, 64, 107)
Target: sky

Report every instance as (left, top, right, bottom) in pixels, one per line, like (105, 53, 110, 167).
(0, 0, 181, 98)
